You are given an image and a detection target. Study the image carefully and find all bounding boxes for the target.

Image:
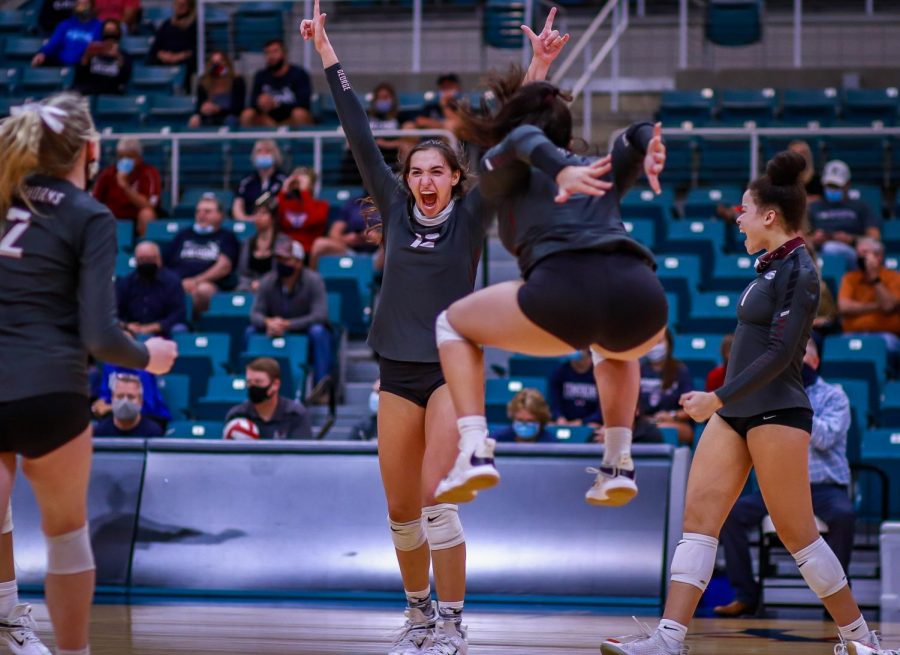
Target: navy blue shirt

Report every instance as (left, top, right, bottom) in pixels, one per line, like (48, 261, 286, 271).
(548, 362, 601, 423)
(236, 170, 287, 214)
(165, 226, 240, 281)
(639, 360, 694, 415)
(116, 267, 186, 336)
(251, 65, 312, 120)
(94, 415, 164, 437)
(491, 426, 557, 443)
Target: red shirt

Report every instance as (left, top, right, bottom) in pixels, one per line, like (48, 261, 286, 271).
(94, 0, 140, 22)
(705, 364, 727, 392)
(277, 189, 329, 252)
(93, 162, 161, 220)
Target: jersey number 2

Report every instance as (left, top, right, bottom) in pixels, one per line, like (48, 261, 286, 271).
(0, 208, 31, 259)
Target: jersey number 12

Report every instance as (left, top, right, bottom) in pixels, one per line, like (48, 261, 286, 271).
(0, 208, 31, 259)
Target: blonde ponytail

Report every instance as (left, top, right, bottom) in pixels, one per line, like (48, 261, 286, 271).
(0, 111, 42, 235)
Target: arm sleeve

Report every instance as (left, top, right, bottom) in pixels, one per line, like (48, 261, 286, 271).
(78, 212, 149, 368)
(288, 275, 329, 331)
(715, 264, 820, 406)
(325, 63, 402, 216)
(611, 122, 654, 197)
(809, 386, 851, 452)
(41, 23, 65, 57)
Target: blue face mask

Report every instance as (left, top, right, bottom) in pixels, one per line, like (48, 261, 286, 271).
(374, 99, 393, 114)
(824, 188, 843, 203)
(116, 157, 135, 175)
(254, 154, 274, 170)
(512, 421, 541, 440)
(193, 223, 216, 235)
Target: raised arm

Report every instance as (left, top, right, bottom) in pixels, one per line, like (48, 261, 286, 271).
(610, 121, 665, 196)
(522, 7, 570, 83)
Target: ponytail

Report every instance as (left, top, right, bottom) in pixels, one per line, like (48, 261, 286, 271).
(0, 111, 42, 236)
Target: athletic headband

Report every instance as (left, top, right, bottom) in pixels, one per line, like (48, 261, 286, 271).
(10, 102, 67, 134)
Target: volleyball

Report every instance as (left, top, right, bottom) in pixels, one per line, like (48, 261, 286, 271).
(223, 418, 260, 441)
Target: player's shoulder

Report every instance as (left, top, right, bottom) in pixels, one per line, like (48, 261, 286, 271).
(25, 176, 112, 224)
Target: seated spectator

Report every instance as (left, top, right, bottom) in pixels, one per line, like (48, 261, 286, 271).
(72, 19, 132, 96)
(351, 379, 379, 441)
(39, 0, 78, 34)
(548, 350, 601, 426)
(147, 0, 197, 87)
(31, 0, 101, 67)
(415, 73, 462, 131)
(838, 237, 900, 374)
(94, 372, 165, 437)
(808, 160, 881, 269)
(165, 193, 240, 315)
(250, 236, 331, 386)
(277, 167, 329, 254)
(714, 338, 854, 617)
(240, 39, 313, 128)
(92, 138, 161, 236)
(188, 50, 245, 129)
(225, 357, 312, 440)
(310, 192, 380, 269)
(705, 333, 734, 393)
(117, 240, 188, 337)
(788, 139, 823, 201)
(232, 139, 288, 221)
(638, 328, 694, 445)
(92, 365, 171, 427)
(806, 243, 840, 343)
(593, 407, 664, 445)
(237, 196, 278, 292)
(491, 388, 557, 443)
(93, 0, 139, 32)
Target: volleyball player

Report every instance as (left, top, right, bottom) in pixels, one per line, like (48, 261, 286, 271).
(432, 71, 668, 507)
(0, 94, 177, 655)
(600, 152, 894, 655)
(0, 507, 50, 654)
(301, 5, 572, 654)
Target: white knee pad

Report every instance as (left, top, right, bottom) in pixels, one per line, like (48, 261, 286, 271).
(2, 504, 12, 535)
(670, 532, 718, 592)
(590, 347, 605, 366)
(388, 515, 427, 552)
(46, 524, 95, 575)
(423, 504, 465, 551)
(792, 536, 847, 598)
(435, 311, 466, 348)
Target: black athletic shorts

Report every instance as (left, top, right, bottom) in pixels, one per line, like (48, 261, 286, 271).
(517, 249, 668, 352)
(719, 407, 814, 439)
(378, 357, 446, 408)
(0, 393, 91, 458)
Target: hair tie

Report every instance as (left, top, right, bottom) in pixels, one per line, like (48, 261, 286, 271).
(10, 102, 68, 134)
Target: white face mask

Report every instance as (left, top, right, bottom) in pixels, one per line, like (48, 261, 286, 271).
(645, 342, 668, 364)
(368, 391, 379, 415)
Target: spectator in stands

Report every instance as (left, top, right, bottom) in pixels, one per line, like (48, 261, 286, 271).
(250, 236, 332, 387)
(31, 0, 101, 67)
(788, 139, 823, 201)
(237, 196, 278, 292)
(714, 338, 854, 617)
(704, 333, 734, 392)
(92, 138, 160, 236)
(592, 407, 664, 445)
(351, 379, 379, 441)
(277, 166, 329, 254)
(415, 73, 463, 132)
(94, 372, 165, 437)
(165, 192, 240, 315)
(117, 240, 188, 338)
(240, 39, 313, 128)
(188, 50, 245, 129)
(808, 160, 881, 269)
(92, 365, 171, 427)
(491, 388, 556, 443)
(147, 0, 197, 87)
(93, 0, 140, 32)
(72, 19, 132, 96)
(806, 243, 840, 344)
(548, 350, 601, 426)
(838, 237, 900, 374)
(225, 357, 312, 440)
(638, 328, 694, 445)
(310, 191, 380, 269)
(39, 0, 77, 34)
(232, 139, 288, 221)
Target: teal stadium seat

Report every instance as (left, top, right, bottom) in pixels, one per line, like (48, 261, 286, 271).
(655, 254, 702, 326)
(0, 68, 19, 95)
(200, 7, 230, 52)
(20, 66, 72, 93)
(234, 7, 284, 53)
(241, 334, 309, 400)
(846, 184, 884, 220)
(166, 420, 225, 439)
(685, 291, 739, 333)
(823, 139, 888, 186)
(145, 219, 192, 245)
(157, 374, 190, 420)
(196, 292, 254, 362)
(697, 138, 751, 185)
(195, 375, 248, 420)
(145, 94, 196, 129)
(780, 88, 840, 126)
(842, 88, 898, 127)
(116, 220, 134, 252)
(130, 65, 185, 94)
(622, 218, 655, 250)
(318, 255, 374, 336)
(883, 219, 900, 254)
(171, 333, 232, 403)
(830, 378, 870, 464)
(546, 425, 595, 444)
(659, 426, 681, 447)
(122, 35, 153, 58)
(485, 376, 548, 423)
(717, 88, 777, 126)
(508, 354, 566, 380)
(0, 10, 28, 34)
(115, 251, 136, 277)
(178, 143, 229, 191)
(663, 219, 725, 277)
(861, 428, 900, 461)
(319, 186, 363, 222)
(880, 382, 900, 428)
(705, 0, 762, 47)
(224, 219, 256, 242)
(4, 37, 45, 62)
(662, 137, 696, 186)
(683, 185, 743, 220)
(94, 94, 146, 131)
(820, 335, 888, 390)
(620, 186, 675, 223)
(673, 333, 723, 379)
(177, 188, 234, 216)
(665, 292, 680, 332)
(657, 89, 715, 127)
(817, 252, 847, 298)
(483, 0, 528, 50)
(711, 253, 756, 292)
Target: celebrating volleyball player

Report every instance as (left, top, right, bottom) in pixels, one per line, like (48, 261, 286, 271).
(0, 93, 177, 655)
(302, 5, 570, 654)
(432, 70, 668, 508)
(600, 151, 894, 655)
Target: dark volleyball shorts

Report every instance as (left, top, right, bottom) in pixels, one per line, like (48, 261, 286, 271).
(718, 407, 815, 439)
(378, 356, 446, 408)
(517, 249, 669, 352)
(0, 393, 92, 458)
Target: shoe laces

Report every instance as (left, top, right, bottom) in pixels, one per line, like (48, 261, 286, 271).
(613, 618, 690, 654)
(425, 624, 464, 655)
(389, 609, 433, 649)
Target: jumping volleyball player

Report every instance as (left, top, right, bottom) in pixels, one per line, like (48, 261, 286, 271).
(600, 152, 896, 655)
(433, 71, 668, 508)
(0, 94, 177, 655)
(301, 4, 574, 654)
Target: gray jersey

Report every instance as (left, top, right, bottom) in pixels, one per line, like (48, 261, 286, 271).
(0, 175, 149, 402)
(717, 239, 820, 417)
(480, 123, 657, 276)
(326, 63, 488, 363)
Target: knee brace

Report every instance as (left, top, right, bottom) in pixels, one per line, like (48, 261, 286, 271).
(435, 311, 466, 348)
(792, 536, 847, 598)
(46, 524, 95, 575)
(388, 516, 427, 552)
(2, 504, 12, 535)
(423, 504, 465, 551)
(670, 532, 718, 592)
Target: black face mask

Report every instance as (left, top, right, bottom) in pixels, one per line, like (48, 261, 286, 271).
(103, 32, 120, 42)
(276, 261, 297, 279)
(136, 262, 159, 281)
(210, 63, 228, 78)
(267, 58, 286, 73)
(247, 384, 271, 404)
(801, 363, 818, 388)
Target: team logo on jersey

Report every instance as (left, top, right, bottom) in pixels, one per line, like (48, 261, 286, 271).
(410, 232, 440, 249)
(764, 270, 776, 280)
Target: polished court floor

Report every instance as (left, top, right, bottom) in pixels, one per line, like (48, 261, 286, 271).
(24, 601, 900, 654)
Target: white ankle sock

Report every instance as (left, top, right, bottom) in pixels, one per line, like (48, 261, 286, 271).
(457, 416, 487, 453)
(602, 427, 633, 470)
(438, 600, 464, 623)
(0, 579, 18, 617)
(838, 615, 870, 642)
(58, 649, 90, 655)
(657, 619, 687, 649)
(405, 586, 433, 614)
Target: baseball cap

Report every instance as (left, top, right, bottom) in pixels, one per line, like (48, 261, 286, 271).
(274, 235, 305, 261)
(822, 160, 851, 187)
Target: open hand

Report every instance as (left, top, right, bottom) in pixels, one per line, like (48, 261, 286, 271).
(554, 154, 612, 204)
(522, 7, 570, 66)
(644, 122, 665, 195)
